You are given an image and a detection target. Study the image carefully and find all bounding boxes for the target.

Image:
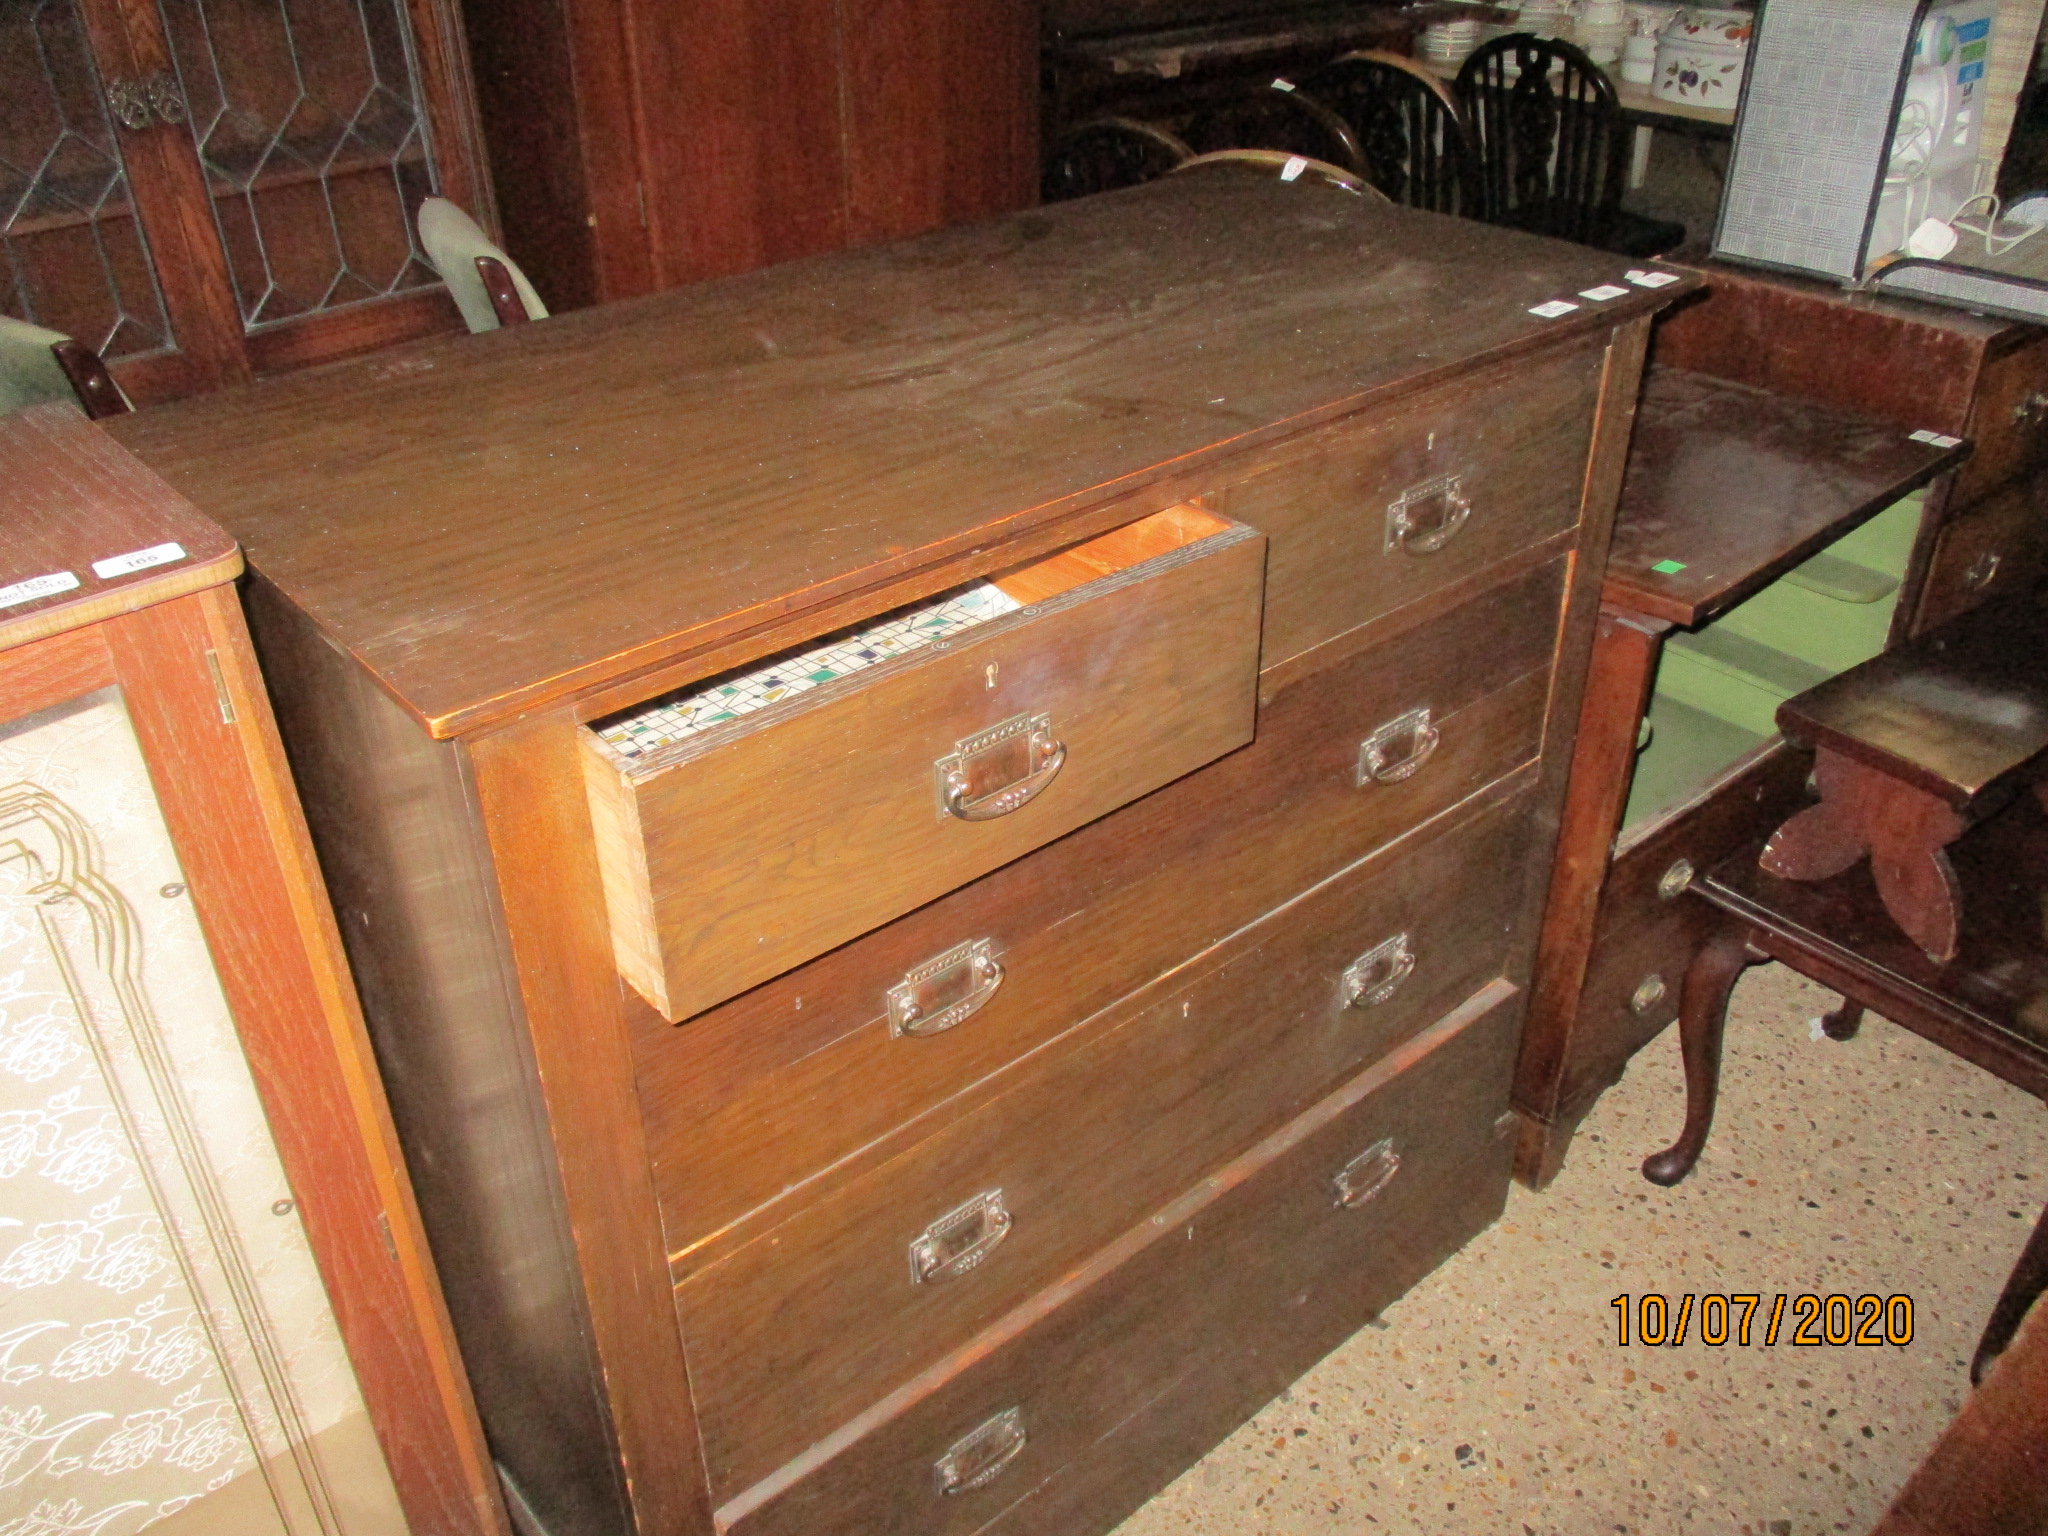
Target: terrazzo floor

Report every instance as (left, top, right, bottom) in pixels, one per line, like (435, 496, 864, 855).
(1111, 963, 2048, 1536)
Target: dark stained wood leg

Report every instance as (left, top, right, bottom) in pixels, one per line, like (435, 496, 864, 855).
(1972, 1199, 2048, 1387)
(1820, 998, 1866, 1041)
(49, 338, 132, 419)
(475, 255, 532, 328)
(1762, 747, 1970, 963)
(1642, 923, 1764, 1186)
(1513, 604, 1673, 1188)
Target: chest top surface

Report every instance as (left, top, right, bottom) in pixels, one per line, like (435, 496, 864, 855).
(106, 178, 1682, 736)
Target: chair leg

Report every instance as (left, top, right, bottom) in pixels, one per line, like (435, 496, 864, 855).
(1820, 999, 1865, 1041)
(1642, 924, 1763, 1186)
(1971, 1198, 2048, 1386)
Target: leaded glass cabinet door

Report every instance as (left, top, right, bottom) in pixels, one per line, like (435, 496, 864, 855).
(0, 0, 241, 401)
(1, 0, 488, 405)
(150, 0, 487, 377)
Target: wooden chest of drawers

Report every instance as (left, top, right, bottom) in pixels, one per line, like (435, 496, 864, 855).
(106, 180, 1684, 1535)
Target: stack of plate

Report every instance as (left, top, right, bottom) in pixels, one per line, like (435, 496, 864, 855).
(1516, 0, 1576, 41)
(1418, 11, 1488, 67)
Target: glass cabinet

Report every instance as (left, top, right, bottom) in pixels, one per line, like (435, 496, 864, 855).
(1, 0, 489, 404)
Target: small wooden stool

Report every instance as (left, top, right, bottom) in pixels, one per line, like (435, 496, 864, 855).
(1640, 598, 2048, 1382)
(1761, 599, 2048, 961)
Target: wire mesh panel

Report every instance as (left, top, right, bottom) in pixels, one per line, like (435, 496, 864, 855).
(1, 0, 178, 361)
(155, 0, 442, 329)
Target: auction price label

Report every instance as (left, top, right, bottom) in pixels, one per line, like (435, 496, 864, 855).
(1611, 1293, 1913, 1347)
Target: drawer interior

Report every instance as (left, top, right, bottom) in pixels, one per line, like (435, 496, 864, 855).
(582, 503, 1262, 1023)
(588, 504, 1234, 768)
(1620, 490, 1921, 839)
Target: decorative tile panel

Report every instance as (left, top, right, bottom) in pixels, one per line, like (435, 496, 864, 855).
(597, 580, 1021, 758)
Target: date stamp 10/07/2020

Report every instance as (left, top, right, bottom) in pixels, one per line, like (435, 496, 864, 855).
(1611, 1293, 1915, 1348)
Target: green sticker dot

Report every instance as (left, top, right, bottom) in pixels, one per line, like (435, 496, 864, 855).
(1651, 559, 1687, 574)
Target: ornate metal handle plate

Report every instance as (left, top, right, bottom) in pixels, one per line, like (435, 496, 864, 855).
(1357, 706, 1439, 786)
(145, 72, 187, 124)
(934, 1406, 1027, 1496)
(1342, 933, 1415, 1008)
(888, 938, 1005, 1038)
(1385, 473, 1472, 555)
(1331, 1137, 1402, 1209)
(106, 72, 187, 130)
(936, 711, 1066, 821)
(2011, 390, 2048, 427)
(107, 78, 153, 130)
(909, 1189, 1012, 1284)
(1965, 549, 2003, 589)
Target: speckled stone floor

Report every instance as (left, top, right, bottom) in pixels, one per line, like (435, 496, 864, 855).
(1111, 963, 2048, 1536)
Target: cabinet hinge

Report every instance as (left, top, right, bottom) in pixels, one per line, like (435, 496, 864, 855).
(203, 649, 236, 724)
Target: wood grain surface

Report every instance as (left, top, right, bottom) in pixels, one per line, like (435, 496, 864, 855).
(1606, 368, 1968, 627)
(587, 521, 1263, 1021)
(635, 555, 1569, 1252)
(105, 180, 1688, 736)
(680, 793, 1535, 1497)
(0, 407, 239, 651)
(1220, 333, 1603, 668)
(717, 981, 1523, 1536)
(1778, 596, 2048, 807)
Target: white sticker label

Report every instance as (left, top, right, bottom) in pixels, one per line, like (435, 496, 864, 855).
(1272, 77, 1296, 91)
(1625, 269, 1680, 288)
(1528, 299, 1580, 318)
(1909, 429, 1963, 448)
(1280, 155, 1307, 182)
(91, 541, 187, 580)
(1580, 284, 1630, 301)
(0, 571, 81, 611)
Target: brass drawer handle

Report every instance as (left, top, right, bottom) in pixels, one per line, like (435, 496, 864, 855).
(2011, 390, 2048, 427)
(934, 1406, 1027, 1496)
(1356, 706, 1439, 786)
(888, 938, 1005, 1038)
(936, 711, 1066, 821)
(1331, 1137, 1402, 1209)
(1385, 473, 1471, 555)
(1965, 549, 2003, 589)
(1342, 933, 1415, 1007)
(909, 1189, 1012, 1284)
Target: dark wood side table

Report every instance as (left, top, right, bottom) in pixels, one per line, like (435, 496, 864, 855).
(1514, 364, 1967, 1185)
(1639, 599, 2048, 1383)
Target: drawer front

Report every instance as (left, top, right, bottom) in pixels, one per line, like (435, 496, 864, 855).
(586, 520, 1265, 1023)
(1534, 746, 1809, 1133)
(1915, 480, 2048, 632)
(680, 792, 1536, 1497)
(1220, 334, 1603, 671)
(716, 982, 1523, 1536)
(637, 556, 1569, 1252)
(1953, 337, 2048, 506)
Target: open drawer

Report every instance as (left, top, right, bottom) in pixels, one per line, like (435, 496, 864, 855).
(582, 505, 1267, 1022)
